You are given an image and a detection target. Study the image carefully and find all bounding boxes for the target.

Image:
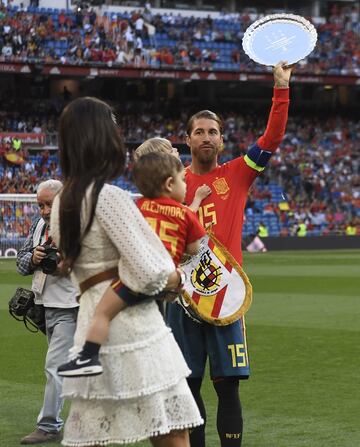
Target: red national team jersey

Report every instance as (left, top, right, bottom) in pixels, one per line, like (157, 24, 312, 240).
(185, 88, 290, 266)
(137, 196, 206, 266)
(185, 158, 257, 266)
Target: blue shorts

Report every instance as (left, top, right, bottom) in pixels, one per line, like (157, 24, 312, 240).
(166, 302, 250, 380)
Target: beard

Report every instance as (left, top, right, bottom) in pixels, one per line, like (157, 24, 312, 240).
(193, 145, 219, 165)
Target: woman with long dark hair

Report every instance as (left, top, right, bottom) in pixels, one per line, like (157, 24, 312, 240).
(50, 97, 203, 447)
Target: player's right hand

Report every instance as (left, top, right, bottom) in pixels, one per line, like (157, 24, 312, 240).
(273, 61, 293, 88)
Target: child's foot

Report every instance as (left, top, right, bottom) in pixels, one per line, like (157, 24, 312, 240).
(57, 352, 103, 377)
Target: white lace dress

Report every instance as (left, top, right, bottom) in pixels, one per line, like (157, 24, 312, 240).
(50, 184, 203, 446)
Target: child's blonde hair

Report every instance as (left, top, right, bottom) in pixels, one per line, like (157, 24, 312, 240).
(134, 137, 173, 162)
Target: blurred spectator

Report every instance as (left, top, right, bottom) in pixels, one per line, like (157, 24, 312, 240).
(246, 234, 267, 252)
(257, 222, 268, 238)
(296, 220, 308, 237)
(345, 221, 357, 235)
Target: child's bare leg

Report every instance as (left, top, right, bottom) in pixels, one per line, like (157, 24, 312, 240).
(86, 286, 127, 345)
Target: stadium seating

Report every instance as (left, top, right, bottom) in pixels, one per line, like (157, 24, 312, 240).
(1, 105, 359, 237)
(1, 140, 359, 237)
(0, 4, 359, 75)
(0, 3, 359, 237)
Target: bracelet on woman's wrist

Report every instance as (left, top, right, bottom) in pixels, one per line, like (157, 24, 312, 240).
(175, 267, 186, 291)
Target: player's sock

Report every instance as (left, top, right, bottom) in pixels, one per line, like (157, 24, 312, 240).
(187, 377, 206, 447)
(82, 341, 101, 357)
(214, 378, 243, 447)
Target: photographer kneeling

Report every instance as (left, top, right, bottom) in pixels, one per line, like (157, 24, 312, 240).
(16, 179, 78, 445)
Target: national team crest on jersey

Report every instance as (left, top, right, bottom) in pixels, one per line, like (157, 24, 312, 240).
(180, 232, 252, 325)
(212, 177, 229, 195)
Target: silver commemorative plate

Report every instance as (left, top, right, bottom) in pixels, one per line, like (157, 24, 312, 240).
(242, 14, 318, 66)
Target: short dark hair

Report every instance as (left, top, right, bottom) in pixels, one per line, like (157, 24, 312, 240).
(186, 110, 223, 136)
(133, 152, 183, 198)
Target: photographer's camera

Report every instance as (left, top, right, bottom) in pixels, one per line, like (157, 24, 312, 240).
(39, 241, 60, 275)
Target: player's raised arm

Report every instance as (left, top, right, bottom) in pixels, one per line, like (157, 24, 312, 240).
(244, 61, 292, 173)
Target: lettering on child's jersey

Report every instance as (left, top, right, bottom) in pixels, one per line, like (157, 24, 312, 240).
(140, 200, 185, 220)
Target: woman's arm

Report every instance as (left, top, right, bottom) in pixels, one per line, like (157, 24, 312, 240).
(96, 185, 177, 295)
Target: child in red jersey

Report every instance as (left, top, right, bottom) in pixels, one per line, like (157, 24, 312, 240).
(58, 148, 206, 377)
(134, 137, 211, 211)
(134, 152, 206, 266)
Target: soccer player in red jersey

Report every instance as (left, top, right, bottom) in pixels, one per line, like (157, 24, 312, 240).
(166, 61, 293, 447)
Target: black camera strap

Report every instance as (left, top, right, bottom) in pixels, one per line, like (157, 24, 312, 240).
(31, 223, 49, 252)
(9, 307, 40, 333)
(8, 288, 46, 334)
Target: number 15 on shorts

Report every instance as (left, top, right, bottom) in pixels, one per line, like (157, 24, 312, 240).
(228, 343, 247, 368)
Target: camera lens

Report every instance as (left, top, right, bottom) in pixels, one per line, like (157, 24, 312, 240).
(40, 248, 59, 274)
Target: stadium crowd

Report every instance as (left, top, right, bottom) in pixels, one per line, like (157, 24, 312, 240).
(0, 2, 359, 74)
(1, 109, 359, 238)
(0, 97, 62, 138)
(1, 3, 359, 238)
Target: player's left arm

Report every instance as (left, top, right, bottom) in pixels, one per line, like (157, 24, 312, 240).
(244, 61, 292, 174)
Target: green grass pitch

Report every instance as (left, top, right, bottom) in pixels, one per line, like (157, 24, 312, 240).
(1, 250, 359, 446)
